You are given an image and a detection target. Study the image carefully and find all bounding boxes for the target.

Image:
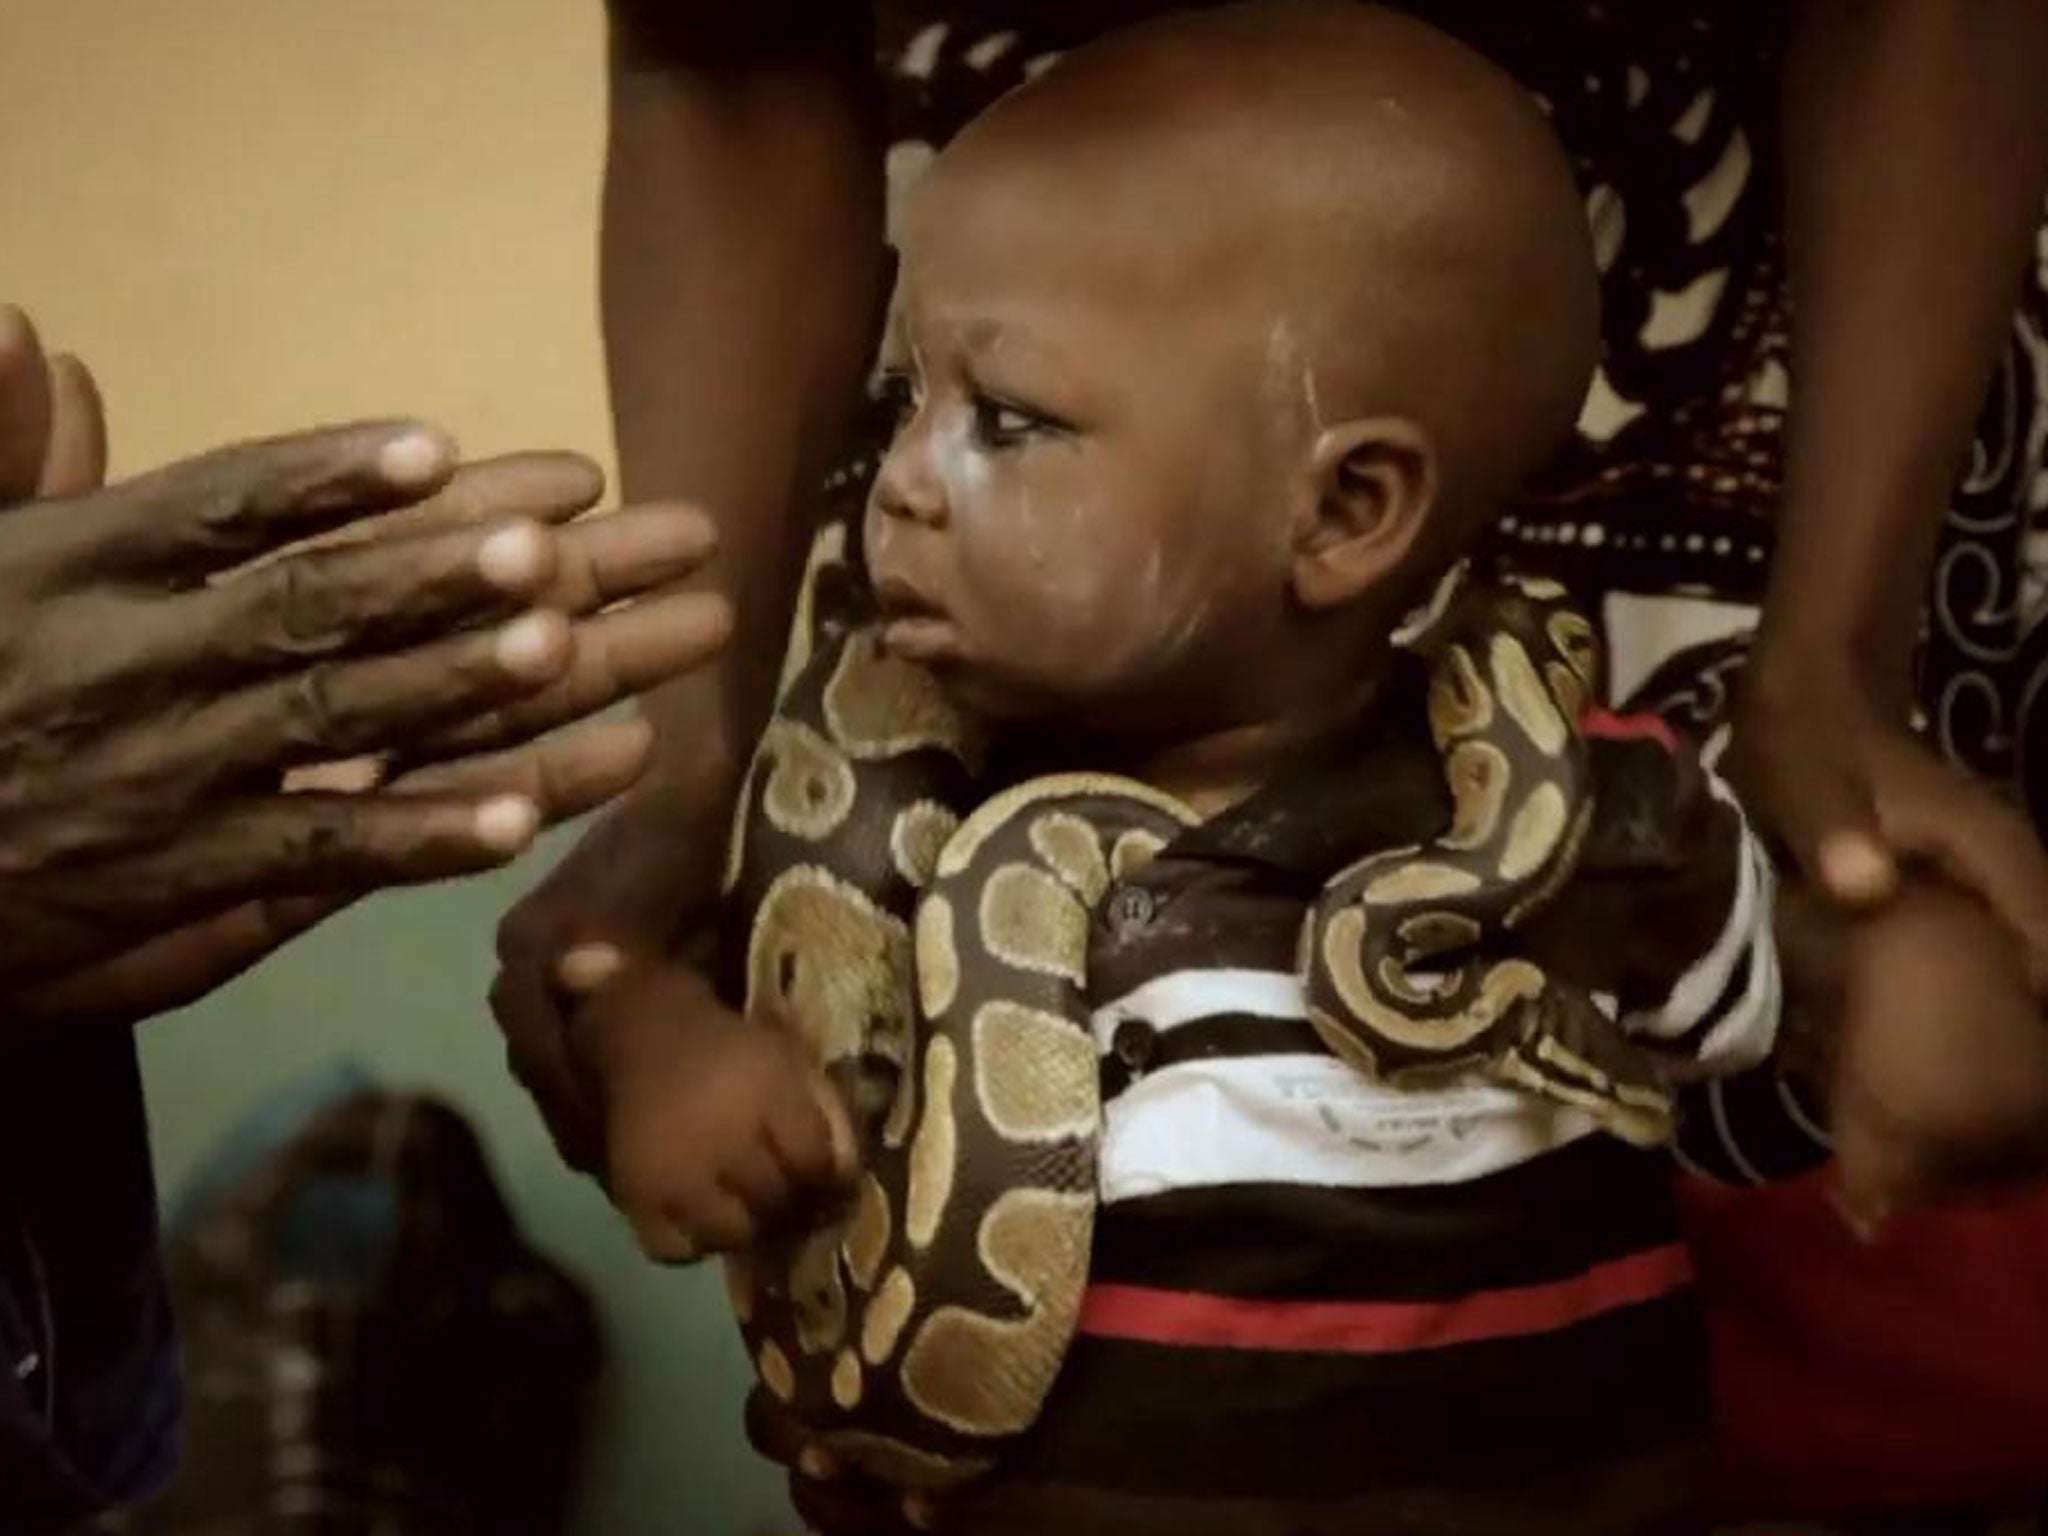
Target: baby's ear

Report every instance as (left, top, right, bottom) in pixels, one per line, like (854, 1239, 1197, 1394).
(1289, 417, 1436, 610)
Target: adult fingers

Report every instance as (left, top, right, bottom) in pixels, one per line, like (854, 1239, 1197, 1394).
(490, 871, 622, 1172)
(93, 789, 543, 916)
(488, 804, 708, 1170)
(334, 449, 602, 540)
(417, 590, 732, 759)
(9, 894, 341, 1029)
(38, 353, 108, 498)
(557, 942, 627, 995)
(235, 449, 605, 573)
(160, 516, 559, 683)
(490, 962, 605, 1174)
(394, 716, 655, 823)
(157, 609, 573, 789)
(0, 306, 53, 505)
(1728, 725, 1896, 909)
(75, 418, 458, 578)
(45, 725, 654, 1078)
(534, 501, 719, 614)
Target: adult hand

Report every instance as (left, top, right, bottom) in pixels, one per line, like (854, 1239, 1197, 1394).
(1728, 649, 2048, 992)
(0, 316, 104, 504)
(0, 305, 731, 1025)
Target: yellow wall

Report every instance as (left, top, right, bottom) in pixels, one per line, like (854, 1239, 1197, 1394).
(0, 2, 782, 1530)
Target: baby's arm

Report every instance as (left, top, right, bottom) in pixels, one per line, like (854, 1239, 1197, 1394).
(1526, 729, 1781, 1066)
(1810, 874, 2048, 1233)
(1524, 728, 1822, 1179)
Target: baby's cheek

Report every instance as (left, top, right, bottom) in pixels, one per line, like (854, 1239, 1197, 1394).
(1117, 541, 1230, 665)
(967, 511, 1122, 635)
(1007, 579, 1130, 683)
(960, 476, 1217, 692)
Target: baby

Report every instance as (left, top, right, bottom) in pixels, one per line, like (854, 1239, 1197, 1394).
(579, 5, 2042, 1534)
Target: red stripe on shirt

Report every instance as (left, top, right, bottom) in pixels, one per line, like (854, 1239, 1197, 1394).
(1078, 1242, 1693, 1355)
(1580, 707, 1679, 753)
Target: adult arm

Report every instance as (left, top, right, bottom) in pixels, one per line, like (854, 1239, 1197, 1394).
(604, 3, 886, 828)
(491, 2, 886, 1165)
(1735, 0, 2048, 955)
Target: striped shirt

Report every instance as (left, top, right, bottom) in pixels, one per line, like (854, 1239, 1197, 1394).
(797, 672, 1825, 1536)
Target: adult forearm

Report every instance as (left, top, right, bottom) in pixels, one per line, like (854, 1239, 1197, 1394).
(1761, 0, 2048, 710)
(601, 16, 885, 838)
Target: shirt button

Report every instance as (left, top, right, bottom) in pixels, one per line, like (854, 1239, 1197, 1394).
(1112, 1018, 1157, 1071)
(1105, 883, 1157, 938)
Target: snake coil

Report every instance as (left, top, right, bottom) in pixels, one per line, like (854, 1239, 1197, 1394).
(717, 540, 1671, 1493)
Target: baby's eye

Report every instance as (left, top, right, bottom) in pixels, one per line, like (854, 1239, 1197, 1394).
(874, 370, 919, 429)
(970, 393, 1054, 449)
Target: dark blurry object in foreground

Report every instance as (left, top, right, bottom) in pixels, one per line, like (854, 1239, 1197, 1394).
(97, 1083, 599, 1536)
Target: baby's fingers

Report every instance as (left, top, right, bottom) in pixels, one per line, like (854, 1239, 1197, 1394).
(1828, 1095, 1931, 1243)
(607, 1119, 754, 1260)
(765, 1068, 859, 1192)
(624, 1182, 753, 1263)
(718, 1133, 795, 1221)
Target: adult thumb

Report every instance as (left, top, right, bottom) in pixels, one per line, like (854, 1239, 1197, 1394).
(556, 941, 628, 997)
(1745, 741, 1896, 909)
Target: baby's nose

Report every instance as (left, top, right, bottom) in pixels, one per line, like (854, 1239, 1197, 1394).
(870, 430, 949, 529)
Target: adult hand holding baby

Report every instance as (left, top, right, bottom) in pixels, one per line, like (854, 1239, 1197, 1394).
(1731, 651, 2048, 984)
(1719, 0, 2048, 1234)
(0, 303, 731, 1031)
(1754, 692, 2048, 1238)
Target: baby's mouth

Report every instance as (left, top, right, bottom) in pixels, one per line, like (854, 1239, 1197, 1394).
(874, 577, 958, 661)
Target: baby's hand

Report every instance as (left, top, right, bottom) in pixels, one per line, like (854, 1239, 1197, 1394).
(1824, 875, 2048, 1238)
(573, 958, 856, 1262)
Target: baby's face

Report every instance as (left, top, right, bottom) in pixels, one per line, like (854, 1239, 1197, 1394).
(863, 162, 1296, 730)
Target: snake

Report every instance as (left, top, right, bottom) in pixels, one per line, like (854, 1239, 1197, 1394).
(714, 530, 1675, 1499)
(1302, 565, 1674, 1144)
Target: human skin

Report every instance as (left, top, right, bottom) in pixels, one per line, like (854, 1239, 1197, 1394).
(0, 304, 733, 1030)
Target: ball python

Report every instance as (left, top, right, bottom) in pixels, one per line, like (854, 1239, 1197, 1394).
(1303, 566, 1674, 1145)
(715, 534, 1674, 1498)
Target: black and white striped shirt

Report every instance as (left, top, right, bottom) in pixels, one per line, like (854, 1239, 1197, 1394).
(901, 686, 1825, 1536)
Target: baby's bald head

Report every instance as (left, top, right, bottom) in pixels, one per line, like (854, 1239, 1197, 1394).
(918, 1, 1597, 545)
(867, 4, 1598, 733)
